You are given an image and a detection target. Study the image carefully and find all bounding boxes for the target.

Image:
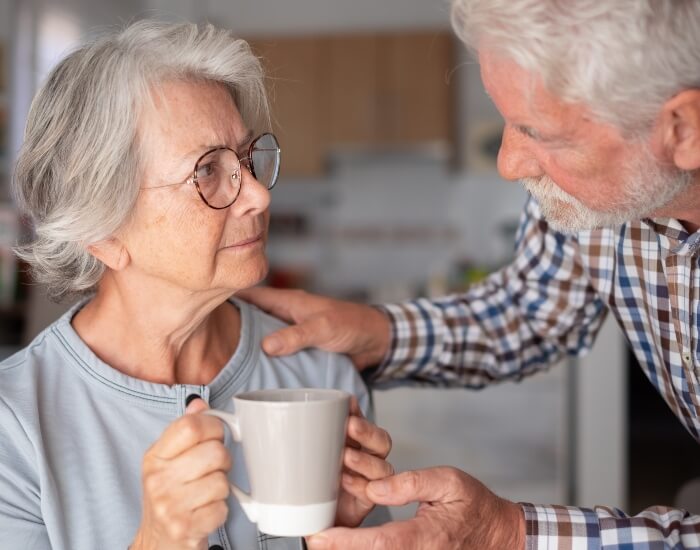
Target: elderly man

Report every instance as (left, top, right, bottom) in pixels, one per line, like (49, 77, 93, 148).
(240, 0, 700, 548)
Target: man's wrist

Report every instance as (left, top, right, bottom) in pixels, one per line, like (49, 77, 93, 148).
(357, 305, 394, 372)
(371, 305, 393, 365)
(491, 498, 526, 550)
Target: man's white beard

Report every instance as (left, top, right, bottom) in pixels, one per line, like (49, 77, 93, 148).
(521, 151, 692, 234)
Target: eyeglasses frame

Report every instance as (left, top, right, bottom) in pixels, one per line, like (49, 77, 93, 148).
(142, 132, 280, 210)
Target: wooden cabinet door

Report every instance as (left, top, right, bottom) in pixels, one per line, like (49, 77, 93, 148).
(379, 31, 455, 146)
(326, 35, 379, 148)
(248, 31, 456, 174)
(248, 37, 328, 177)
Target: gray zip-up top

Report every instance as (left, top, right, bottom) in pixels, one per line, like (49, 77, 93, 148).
(0, 298, 369, 550)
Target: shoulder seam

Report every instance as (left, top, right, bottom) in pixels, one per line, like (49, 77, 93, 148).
(0, 331, 50, 373)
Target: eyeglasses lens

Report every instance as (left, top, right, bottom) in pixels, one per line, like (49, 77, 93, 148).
(251, 133, 280, 191)
(193, 134, 280, 208)
(194, 149, 241, 208)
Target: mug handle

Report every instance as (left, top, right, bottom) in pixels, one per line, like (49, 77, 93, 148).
(202, 409, 259, 523)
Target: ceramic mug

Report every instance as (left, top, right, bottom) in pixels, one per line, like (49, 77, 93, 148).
(204, 388, 350, 537)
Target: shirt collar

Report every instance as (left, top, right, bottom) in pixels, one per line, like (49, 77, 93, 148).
(53, 296, 258, 409)
(643, 217, 700, 256)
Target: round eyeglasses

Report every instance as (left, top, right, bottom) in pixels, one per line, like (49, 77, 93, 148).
(143, 133, 281, 210)
(192, 133, 281, 209)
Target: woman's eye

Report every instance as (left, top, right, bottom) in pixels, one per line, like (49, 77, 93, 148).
(197, 163, 215, 178)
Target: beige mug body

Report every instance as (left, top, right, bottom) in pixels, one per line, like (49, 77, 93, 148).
(205, 388, 350, 537)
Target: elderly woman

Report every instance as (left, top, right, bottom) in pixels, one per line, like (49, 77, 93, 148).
(0, 20, 392, 550)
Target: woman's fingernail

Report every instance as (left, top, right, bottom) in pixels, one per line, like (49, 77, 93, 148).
(264, 336, 281, 354)
(369, 480, 389, 496)
(307, 534, 328, 549)
(351, 417, 366, 436)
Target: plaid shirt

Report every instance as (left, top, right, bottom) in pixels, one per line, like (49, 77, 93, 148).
(373, 197, 700, 549)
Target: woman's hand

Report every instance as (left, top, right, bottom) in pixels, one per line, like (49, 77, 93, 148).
(131, 398, 231, 550)
(334, 397, 393, 528)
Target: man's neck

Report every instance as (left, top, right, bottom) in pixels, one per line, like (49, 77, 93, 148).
(650, 174, 700, 234)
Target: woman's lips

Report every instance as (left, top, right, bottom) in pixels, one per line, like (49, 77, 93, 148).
(223, 233, 264, 249)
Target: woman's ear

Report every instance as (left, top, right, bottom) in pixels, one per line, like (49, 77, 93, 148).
(87, 238, 130, 272)
(659, 89, 700, 171)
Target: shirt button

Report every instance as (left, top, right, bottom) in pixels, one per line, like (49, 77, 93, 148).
(682, 351, 693, 365)
(185, 393, 202, 407)
(209, 545, 224, 550)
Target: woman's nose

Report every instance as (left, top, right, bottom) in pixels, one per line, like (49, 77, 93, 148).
(230, 168, 271, 216)
(497, 126, 543, 181)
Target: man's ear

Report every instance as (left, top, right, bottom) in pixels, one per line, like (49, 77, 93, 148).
(658, 89, 700, 171)
(86, 238, 130, 272)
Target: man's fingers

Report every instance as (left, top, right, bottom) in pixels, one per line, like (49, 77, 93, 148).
(149, 414, 224, 460)
(306, 520, 423, 550)
(236, 287, 300, 323)
(366, 467, 467, 507)
(261, 321, 319, 356)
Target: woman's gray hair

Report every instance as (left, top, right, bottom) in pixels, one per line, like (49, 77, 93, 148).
(14, 20, 270, 301)
(452, 0, 700, 136)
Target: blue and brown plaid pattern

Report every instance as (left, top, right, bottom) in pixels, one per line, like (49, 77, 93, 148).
(373, 197, 700, 548)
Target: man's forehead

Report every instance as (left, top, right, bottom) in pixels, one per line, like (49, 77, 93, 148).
(478, 50, 591, 135)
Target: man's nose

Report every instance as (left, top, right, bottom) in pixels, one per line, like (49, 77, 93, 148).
(497, 126, 543, 181)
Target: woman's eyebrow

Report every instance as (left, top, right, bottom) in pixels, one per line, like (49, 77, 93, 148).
(236, 130, 254, 151)
(172, 130, 256, 176)
(196, 130, 255, 155)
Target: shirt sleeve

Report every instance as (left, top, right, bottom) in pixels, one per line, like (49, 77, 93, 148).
(522, 502, 700, 549)
(0, 395, 51, 548)
(368, 197, 608, 388)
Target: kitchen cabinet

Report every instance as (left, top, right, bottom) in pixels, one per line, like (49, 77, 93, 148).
(376, 32, 454, 146)
(248, 30, 456, 177)
(247, 37, 329, 177)
(326, 34, 379, 147)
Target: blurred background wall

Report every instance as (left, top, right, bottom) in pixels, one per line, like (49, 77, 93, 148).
(2, 0, 695, 521)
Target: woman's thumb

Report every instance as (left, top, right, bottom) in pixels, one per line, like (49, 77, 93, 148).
(185, 395, 210, 414)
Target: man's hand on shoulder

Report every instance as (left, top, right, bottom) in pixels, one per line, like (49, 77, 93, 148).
(307, 466, 526, 550)
(237, 287, 392, 370)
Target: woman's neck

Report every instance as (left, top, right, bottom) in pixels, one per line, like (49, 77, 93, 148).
(71, 273, 241, 386)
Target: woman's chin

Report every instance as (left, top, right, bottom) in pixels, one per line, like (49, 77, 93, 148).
(215, 257, 269, 292)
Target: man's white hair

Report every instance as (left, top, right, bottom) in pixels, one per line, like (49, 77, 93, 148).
(452, 0, 700, 135)
(13, 20, 270, 301)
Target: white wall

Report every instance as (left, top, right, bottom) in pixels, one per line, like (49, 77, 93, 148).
(147, 0, 452, 34)
(0, 1, 10, 37)
(574, 318, 628, 509)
